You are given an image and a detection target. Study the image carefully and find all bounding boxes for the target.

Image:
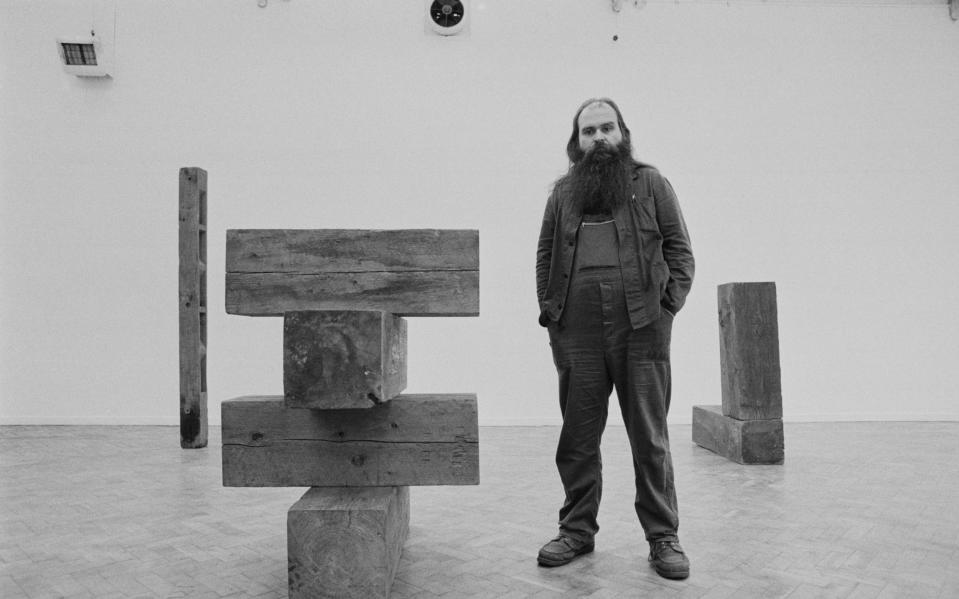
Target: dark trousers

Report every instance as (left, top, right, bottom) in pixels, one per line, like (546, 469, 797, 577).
(547, 267, 679, 544)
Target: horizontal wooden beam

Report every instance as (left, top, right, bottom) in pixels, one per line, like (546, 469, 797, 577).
(222, 394, 479, 487)
(228, 229, 478, 272)
(284, 310, 407, 410)
(692, 405, 784, 465)
(225, 229, 479, 317)
(288, 486, 409, 599)
(226, 270, 478, 317)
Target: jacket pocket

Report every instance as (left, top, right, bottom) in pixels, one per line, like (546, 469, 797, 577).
(634, 195, 659, 232)
(653, 261, 670, 294)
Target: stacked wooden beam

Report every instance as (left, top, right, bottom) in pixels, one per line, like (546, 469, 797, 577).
(692, 282, 785, 465)
(222, 229, 479, 599)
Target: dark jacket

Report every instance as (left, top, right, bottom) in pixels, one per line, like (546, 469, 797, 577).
(536, 164, 694, 329)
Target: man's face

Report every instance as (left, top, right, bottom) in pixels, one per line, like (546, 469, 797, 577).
(577, 102, 624, 155)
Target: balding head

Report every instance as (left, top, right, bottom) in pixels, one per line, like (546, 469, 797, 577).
(566, 98, 633, 164)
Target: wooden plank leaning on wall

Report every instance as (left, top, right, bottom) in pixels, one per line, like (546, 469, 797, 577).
(179, 167, 208, 448)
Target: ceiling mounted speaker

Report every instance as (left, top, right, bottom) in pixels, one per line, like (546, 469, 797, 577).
(427, 0, 468, 36)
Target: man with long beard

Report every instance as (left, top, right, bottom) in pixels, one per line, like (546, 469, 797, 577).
(535, 98, 694, 580)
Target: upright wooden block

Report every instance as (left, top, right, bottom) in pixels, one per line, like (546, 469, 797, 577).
(178, 167, 208, 449)
(225, 229, 479, 317)
(718, 282, 783, 421)
(692, 405, 784, 465)
(222, 394, 479, 487)
(288, 486, 409, 599)
(284, 310, 407, 409)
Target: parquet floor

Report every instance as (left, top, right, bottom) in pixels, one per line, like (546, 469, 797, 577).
(1, 422, 957, 598)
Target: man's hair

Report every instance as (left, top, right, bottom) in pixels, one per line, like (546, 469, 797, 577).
(566, 97, 633, 164)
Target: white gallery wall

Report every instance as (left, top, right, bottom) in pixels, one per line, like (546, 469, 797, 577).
(1, 0, 958, 425)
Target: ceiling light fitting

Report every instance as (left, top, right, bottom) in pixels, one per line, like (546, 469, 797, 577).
(56, 34, 111, 77)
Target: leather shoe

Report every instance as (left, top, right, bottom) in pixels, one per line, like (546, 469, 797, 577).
(648, 540, 690, 579)
(537, 534, 594, 567)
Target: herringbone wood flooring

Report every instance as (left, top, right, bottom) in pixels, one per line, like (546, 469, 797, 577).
(2, 422, 957, 598)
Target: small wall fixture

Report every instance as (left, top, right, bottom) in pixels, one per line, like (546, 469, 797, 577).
(57, 35, 112, 77)
(611, 0, 642, 11)
(427, 0, 468, 36)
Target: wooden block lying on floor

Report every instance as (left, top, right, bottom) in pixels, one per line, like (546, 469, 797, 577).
(284, 310, 407, 409)
(225, 229, 479, 317)
(222, 394, 479, 486)
(692, 405, 784, 465)
(718, 282, 783, 421)
(288, 486, 409, 599)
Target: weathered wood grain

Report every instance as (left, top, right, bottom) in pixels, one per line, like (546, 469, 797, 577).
(718, 282, 783, 421)
(224, 229, 479, 317)
(226, 270, 479, 317)
(228, 229, 478, 272)
(692, 405, 784, 465)
(284, 310, 407, 409)
(288, 486, 409, 599)
(178, 167, 208, 449)
(221, 394, 479, 487)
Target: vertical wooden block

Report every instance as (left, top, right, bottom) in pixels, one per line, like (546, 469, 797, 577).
(178, 167, 208, 448)
(284, 310, 407, 410)
(692, 405, 784, 465)
(718, 282, 783, 421)
(288, 486, 409, 599)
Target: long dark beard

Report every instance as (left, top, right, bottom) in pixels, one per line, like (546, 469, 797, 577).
(561, 142, 634, 215)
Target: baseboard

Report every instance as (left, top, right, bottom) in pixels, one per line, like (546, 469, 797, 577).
(780, 411, 959, 423)
(0, 416, 192, 426)
(1, 413, 956, 426)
